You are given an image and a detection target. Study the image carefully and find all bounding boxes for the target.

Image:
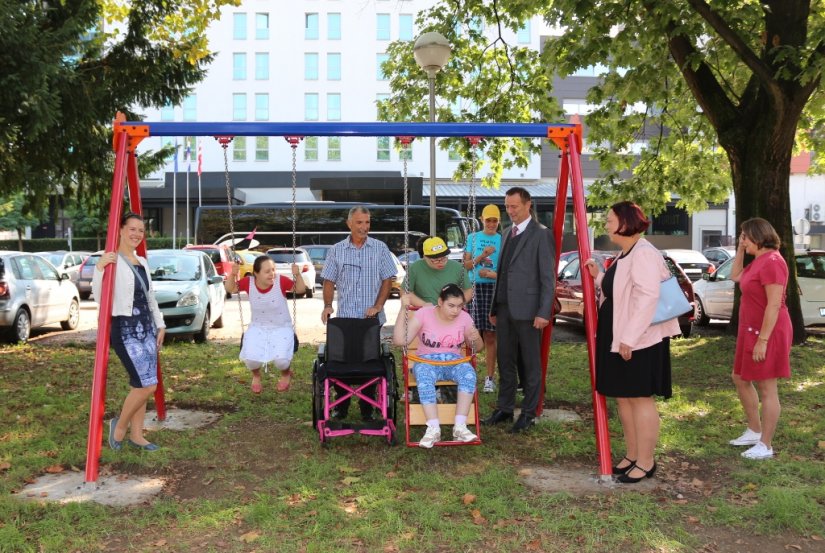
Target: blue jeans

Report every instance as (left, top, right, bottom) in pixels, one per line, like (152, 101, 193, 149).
(413, 352, 476, 404)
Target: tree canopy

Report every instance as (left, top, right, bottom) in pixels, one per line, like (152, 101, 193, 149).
(0, 0, 238, 212)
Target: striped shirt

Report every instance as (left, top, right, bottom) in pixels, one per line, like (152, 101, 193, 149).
(320, 236, 396, 324)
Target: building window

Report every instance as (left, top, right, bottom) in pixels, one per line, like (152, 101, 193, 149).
(305, 136, 318, 161)
(376, 14, 390, 40)
(376, 53, 389, 80)
(327, 137, 341, 161)
(375, 93, 389, 117)
(305, 13, 319, 40)
(182, 95, 196, 121)
(517, 21, 531, 44)
(232, 93, 246, 120)
(233, 13, 247, 40)
(327, 93, 341, 121)
(255, 52, 269, 80)
(399, 15, 413, 40)
(233, 136, 247, 161)
(255, 136, 268, 161)
(377, 137, 390, 161)
(305, 93, 319, 121)
(327, 53, 341, 80)
(448, 144, 461, 161)
(562, 99, 598, 115)
(305, 53, 319, 80)
(255, 13, 269, 40)
(572, 64, 609, 77)
(255, 93, 269, 120)
(327, 13, 341, 40)
(160, 104, 174, 121)
(233, 53, 247, 80)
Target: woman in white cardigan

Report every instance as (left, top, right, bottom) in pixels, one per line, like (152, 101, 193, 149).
(93, 213, 166, 451)
(584, 201, 680, 483)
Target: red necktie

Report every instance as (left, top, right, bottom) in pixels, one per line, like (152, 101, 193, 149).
(511, 225, 517, 238)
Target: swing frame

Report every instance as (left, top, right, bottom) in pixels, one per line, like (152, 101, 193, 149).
(85, 113, 607, 485)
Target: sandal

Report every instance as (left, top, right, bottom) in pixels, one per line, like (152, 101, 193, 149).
(251, 379, 262, 394)
(612, 456, 636, 475)
(277, 369, 293, 392)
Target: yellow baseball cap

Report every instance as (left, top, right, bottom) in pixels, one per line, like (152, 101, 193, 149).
(481, 204, 500, 221)
(422, 236, 450, 258)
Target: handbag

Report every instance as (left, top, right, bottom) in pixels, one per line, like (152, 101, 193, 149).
(651, 276, 692, 324)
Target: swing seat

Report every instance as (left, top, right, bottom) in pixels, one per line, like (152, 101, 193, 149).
(312, 317, 398, 445)
(403, 345, 482, 447)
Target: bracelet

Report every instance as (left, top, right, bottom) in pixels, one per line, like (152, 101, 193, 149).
(757, 336, 768, 342)
(324, 304, 333, 308)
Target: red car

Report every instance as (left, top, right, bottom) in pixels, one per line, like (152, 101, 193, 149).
(554, 251, 695, 338)
(183, 244, 239, 277)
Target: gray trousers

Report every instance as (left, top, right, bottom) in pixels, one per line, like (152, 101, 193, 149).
(495, 302, 542, 416)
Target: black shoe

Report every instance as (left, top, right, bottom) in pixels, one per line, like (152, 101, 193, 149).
(482, 409, 514, 426)
(509, 413, 536, 434)
(617, 461, 657, 484)
(612, 456, 637, 476)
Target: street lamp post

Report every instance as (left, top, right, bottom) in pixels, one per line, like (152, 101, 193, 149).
(414, 31, 451, 237)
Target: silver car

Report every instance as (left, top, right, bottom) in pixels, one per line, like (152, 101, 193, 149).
(34, 251, 91, 286)
(265, 247, 316, 298)
(693, 251, 825, 327)
(0, 251, 81, 342)
(148, 249, 226, 343)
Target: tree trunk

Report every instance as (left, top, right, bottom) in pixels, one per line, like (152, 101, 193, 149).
(16, 228, 23, 252)
(724, 102, 806, 344)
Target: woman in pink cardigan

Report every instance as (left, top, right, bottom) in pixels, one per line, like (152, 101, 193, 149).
(584, 202, 680, 483)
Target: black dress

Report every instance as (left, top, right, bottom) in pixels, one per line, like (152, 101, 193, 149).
(595, 250, 672, 399)
(110, 264, 159, 389)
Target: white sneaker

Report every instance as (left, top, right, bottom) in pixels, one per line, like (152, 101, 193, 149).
(452, 424, 478, 443)
(729, 428, 762, 446)
(741, 441, 773, 460)
(418, 426, 441, 449)
(483, 377, 496, 393)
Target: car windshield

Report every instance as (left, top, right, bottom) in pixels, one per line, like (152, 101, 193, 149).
(40, 253, 65, 267)
(268, 251, 308, 263)
(796, 254, 825, 279)
(148, 255, 202, 281)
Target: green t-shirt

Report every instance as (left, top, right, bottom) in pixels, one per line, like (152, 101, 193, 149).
(407, 259, 469, 305)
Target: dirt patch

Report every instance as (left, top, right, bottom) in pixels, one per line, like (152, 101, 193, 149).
(686, 525, 825, 552)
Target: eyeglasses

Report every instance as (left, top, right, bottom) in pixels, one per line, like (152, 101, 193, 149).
(426, 256, 449, 264)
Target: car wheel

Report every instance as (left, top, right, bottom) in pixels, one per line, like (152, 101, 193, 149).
(79, 291, 91, 300)
(194, 307, 210, 343)
(694, 297, 710, 326)
(60, 299, 80, 330)
(212, 312, 224, 329)
(9, 309, 31, 343)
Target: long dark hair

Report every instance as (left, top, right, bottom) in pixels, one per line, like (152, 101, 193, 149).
(439, 283, 464, 303)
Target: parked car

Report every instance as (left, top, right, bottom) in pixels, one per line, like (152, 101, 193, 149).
(265, 247, 316, 297)
(35, 251, 91, 286)
(557, 250, 581, 274)
(183, 244, 239, 278)
(390, 252, 407, 298)
(555, 251, 695, 338)
(147, 249, 225, 343)
(659, 249, 715, 282)
(235, 250, 263, 280)
(76, 251, 103, 300)
(693, 251, 825, 327)
(305, 244, 334, 284)
(702, 246, 736, 268)
(0, 251, 81, 342)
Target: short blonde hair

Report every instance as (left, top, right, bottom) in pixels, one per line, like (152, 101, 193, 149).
(741, 217, 781, 250)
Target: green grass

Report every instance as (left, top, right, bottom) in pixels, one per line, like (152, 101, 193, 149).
(1, 334, 824, 552)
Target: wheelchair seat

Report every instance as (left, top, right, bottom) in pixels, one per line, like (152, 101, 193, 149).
(312, 317, 397, 445)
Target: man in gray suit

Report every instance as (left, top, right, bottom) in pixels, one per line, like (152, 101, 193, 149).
(484, 187, 556, 433)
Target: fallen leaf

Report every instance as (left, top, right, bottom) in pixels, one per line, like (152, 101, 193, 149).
(785, 545, 802, 551)
(384, 545, 399, 552)
(0, 462, 11, 471)
(811, 535, 823, 541)
(154, 539, 167, 547)
(385, 471, 397, 478)
(470, 509, 487, 525)
(462, 493, 476, 505)
(44, 464, 64, 474)
(342, 476, 360, 485)
(526, 539, 542, 551)
(518, 468, 534, 476)
(239, 531, 261, 543)
(691, 478, 704, 487)
(686, 516, 700, 524)
(818, 441, 825, 450)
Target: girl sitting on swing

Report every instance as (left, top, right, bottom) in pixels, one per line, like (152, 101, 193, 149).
(393, 283, 484, 448)
(225, 255, 306, 394)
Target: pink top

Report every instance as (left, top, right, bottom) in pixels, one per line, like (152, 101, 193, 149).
(414, 306, 474, 355)
(594, 238, 681, 351)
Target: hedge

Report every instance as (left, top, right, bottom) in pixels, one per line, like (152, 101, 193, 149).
(0, 237, 177, 252)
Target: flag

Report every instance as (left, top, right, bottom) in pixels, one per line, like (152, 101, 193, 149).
(197, 140, 203, 177)
(185, 139, 192, 173)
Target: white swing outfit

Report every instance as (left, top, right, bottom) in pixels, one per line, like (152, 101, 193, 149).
(238, 275, 295, 371)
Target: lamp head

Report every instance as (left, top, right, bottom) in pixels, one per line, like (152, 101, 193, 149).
(414, 31, 452, 76)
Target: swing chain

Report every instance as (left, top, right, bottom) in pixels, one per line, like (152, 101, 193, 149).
(287, 136, 302, 334)
(399, 136, 412, 355)
(467, 137, 480, 356)
(218, 137, 246, 334)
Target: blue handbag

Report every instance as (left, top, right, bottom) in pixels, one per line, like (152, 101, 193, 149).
(651, 276, 692, 324)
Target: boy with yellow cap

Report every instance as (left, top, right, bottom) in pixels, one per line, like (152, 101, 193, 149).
(405, 236, 472, 307)
(463, 204, 502, 392)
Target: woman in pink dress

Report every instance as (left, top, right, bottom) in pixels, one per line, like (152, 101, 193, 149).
(729, 218, 792, 460)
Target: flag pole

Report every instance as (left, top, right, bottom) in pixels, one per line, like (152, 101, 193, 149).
(197, 139, 203, 245)
(185, 139, 191, 245)
(172, 138, 178, 249)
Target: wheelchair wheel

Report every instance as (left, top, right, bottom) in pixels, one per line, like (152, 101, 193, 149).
(311, 362, 323, 432)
